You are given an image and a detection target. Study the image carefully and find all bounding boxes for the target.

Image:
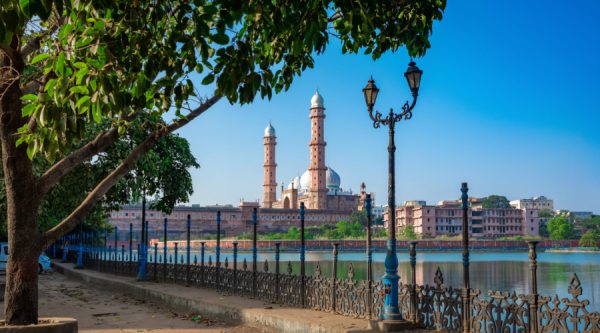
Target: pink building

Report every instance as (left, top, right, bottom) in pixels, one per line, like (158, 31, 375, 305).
(108, 201, 355, 239)
(386, 199, 539, 238)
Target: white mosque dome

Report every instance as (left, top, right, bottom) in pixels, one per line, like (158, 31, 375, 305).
(310, 90, 324, 108)
(325, 167, 341, 190)
(297, 167, 340, 192)
(264, 122, 276, 137)
(299, 171, 310, 191)
(287, 176, 300, 190)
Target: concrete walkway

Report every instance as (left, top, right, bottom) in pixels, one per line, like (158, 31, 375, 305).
(3, 270, 262, 332)
(54, 262, 393, 333)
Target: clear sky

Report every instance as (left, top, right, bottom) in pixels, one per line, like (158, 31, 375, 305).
(175, 1, 600, 213)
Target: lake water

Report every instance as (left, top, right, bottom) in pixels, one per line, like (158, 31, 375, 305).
(178, 249, 599, 311)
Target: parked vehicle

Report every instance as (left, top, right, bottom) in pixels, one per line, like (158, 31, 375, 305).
(0, 242, 52, 273)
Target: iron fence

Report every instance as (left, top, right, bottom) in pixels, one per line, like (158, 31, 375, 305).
(51, 187, 600, 333)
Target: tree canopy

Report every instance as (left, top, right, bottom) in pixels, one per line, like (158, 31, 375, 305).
(0, 0, 446, 325)
(547, 216, 575, 240)
(579, 230, 599, 248)
(481, 195, 511, 209)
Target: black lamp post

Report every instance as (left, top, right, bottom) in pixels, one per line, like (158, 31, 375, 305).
(362, 61, 422, 321)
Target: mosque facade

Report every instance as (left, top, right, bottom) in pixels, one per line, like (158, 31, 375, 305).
(107, 92, 373, 238)
(263, 91, 371, 212)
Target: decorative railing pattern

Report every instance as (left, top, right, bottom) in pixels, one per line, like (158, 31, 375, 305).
(55, 194, 599, 333)
(71, 245, 600, 333)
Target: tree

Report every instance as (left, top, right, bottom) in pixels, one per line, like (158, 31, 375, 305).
(579, 230, 599, 248)
(547, 216, 575, 240)
(579, 216, 600, 232)
(399, 225, 418, 240)
(0, 0, 445, 325)
(481, 195, 511, 209)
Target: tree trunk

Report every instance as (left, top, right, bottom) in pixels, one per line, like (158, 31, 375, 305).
(1, 43, 42, 325)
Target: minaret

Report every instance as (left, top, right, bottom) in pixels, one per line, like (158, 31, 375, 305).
(308, 91, 328, 209)
(263, 123, 277, 208)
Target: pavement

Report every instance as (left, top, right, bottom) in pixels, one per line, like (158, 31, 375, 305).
(0, 269, 265, 333)
(2, 263, 436, 332)
(52, 262, 387, 333)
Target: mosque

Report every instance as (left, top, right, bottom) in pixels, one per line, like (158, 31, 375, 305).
(108, 91, 374, 238)
(262, 91, 371, 212)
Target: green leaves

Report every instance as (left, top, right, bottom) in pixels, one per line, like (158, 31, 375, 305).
(16, 0, 445, 161)
(18, 0, 52, 20)
(30, 53, 50, 64)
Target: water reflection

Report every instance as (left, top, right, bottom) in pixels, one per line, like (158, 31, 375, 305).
(198, 250, 600, 311)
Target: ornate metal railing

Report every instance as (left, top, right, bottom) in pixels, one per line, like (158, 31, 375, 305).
(66, 241, 600, 333)
(53, 187, 599, 333)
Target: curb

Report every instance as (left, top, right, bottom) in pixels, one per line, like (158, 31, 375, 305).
(53, 262, 374, 333)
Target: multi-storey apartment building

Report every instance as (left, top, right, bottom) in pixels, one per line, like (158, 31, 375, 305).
(510, 196, 554, 211)
(386, 199, 539, 238)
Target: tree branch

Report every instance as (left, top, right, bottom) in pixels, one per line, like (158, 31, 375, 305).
(20, 16, 67, 57)
(41, 94, 221, 247)
(37, 127, 120, 197)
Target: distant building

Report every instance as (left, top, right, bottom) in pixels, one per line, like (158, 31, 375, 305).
(109, 201, 357, 239)
(510, 196, 554, 211)
(108, 91, 375, 238)
(570, 211, 593, 221)
(262, 91, 373, 211)
(386, 199, 539, 238)
(372, 206, 386, 220)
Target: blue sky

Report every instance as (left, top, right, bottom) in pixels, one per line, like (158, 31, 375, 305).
(175, 1, 600, 212)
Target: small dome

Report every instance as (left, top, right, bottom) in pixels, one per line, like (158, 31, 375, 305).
(310, 90, 324, 108)
(264, 122, 276, 137)
(326, 167, 341, 190)
(287, 176, 300, 190)
(300, 170, 310, 191)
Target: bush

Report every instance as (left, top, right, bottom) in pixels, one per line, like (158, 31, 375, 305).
(579, 230, 600, 248)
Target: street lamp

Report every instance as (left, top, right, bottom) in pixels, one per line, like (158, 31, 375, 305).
(362, 60, 422, 321)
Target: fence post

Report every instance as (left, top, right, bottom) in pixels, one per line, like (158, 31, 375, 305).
(153, 243, 158, 281)
(129, 223, 133, 264)
(145, 220, 149, 249)
(200, 241, 205, 285)
(216, 211, 221, 288)
(103, 230, 107, 268)
(75, 226, 84, 269)
(461, 182, 471, 333)
(252, 207, 258, 298)
(108, 245, 113, 271)
(300, 203, 306, 308)
(163, 218, 168, 282)
(365, 194, 373, 318)
(409, 241, 418, 324)
(275, 242, 280, 304)
(174, 242, 179, 283)
(137, 220, 149, 281)
(528, 241, 539, 333)
(186, 214, 191, 287)
(233, 242, 238, 294)
(120, 245, 125, 274)
(332, 243, 339, 313)
(61, 237, 68, 262)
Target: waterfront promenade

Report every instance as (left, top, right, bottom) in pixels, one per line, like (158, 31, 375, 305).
(2, 269, 262, 333)
(51, 262, 430, 333)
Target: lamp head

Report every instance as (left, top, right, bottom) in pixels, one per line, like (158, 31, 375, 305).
(362, 76, 379, 109)
(404, 61, 423, 95)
